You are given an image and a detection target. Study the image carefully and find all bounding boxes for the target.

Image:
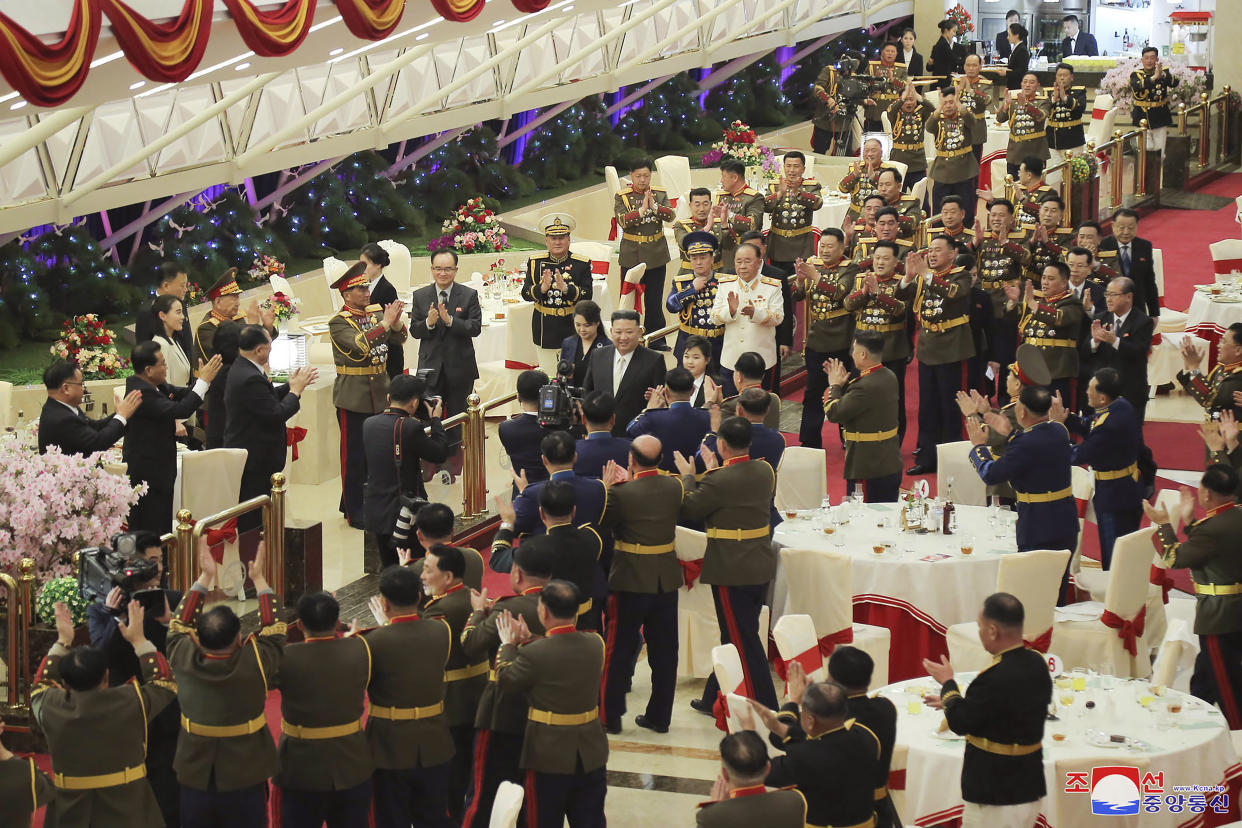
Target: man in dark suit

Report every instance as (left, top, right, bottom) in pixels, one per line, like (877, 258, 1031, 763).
(362, 374, 451, 568)
(359, 242, 405, 379)
(409, 249, 482, 446)
(1061, 14, 1098, 57)
(1088, 276, 1154, 421)
(574, 390, 632, 478)
(994, 9, 1020, 60)
(123, 341, 222, 533)
(583, 310, 666, 437)
(626, 367, 711, 473)
(38, 360, 141, 455)
(224, 325, 317, 531)
(134, 262, 194, 358)
(498, 370, 552, 489)
(1099, 208, 1161, 320)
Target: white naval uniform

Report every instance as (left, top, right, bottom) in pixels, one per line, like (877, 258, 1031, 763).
(708, 273, 785, 370)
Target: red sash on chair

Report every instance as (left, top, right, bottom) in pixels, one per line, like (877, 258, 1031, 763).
(1150, 565, 1175, 604)
(285, 426, 307, 461)
(620, 280, 645, 314)
(1101, 605, 1147, 656)
(1213, 258, 1242, 275)
(773, 644, 823, 696)
(679, 558, 703, 589)
(1023, 627, 1053, 653)
(817, 626, 854, 656)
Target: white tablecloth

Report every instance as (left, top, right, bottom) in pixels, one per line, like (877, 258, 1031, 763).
(814, 192, 852, 231)
(1186, 287, 1242, 345)
(772, 503, 1017, 634)
(883, 673, 1241, 827)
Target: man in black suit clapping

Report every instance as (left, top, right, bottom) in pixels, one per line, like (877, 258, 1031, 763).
(583, 310, 667, 437)
(409, 249, 482, 446)
(1088, 277, 1154, 422)
(1099, 208, 1161, 321)
(224, 325, 318, 530)
(123, 341, 222, 533)
(38, 360, 142, 456)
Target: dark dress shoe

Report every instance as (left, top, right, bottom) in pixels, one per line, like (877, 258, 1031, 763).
(634, 715, 668, 733)
(905, 464, 934, 476)
(605, 718, 622, 734)
(689, 698, 714, 716)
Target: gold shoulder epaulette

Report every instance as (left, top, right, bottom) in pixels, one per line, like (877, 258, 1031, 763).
(206, 317, 221, 327)
(570, 253, 591, 263)
(1008, 231, 1028, 240)
(617, 186, 633, 195)
(337, 309, 352, 318)
(651, 186, 667, 193)
(529, 251, 549, 260)
(364, 303, 383, 312)
(803, 176, 818, 184)
(717, 274, 738, 282)
(1072, 85, 1086, 91)
(742, 187, 759, 196)
(760, 276, 783, 287)
(948, 265, 966, 274)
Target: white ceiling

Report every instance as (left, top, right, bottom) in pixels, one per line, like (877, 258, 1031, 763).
(0, 0, 912, 234)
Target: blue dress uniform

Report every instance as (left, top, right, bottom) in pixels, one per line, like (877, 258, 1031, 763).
(626, 401, 712, 474)
(667, 231, 726, 364)
(970, 420, 1079, 595)
(673, 219, 724, 276)
(329, 262, 409, 528)
(1065, 397, 1143, 568)
(573, 431, 632, 478)
(521, 214, 594, 350)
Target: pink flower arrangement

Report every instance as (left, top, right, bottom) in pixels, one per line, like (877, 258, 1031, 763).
(430, 197, 510, 254)
(260, 291, 300, 323)
(49, 314, 128, 379)
(700, 121, 775, 170)
(0, 444, 147, 583)
(248, 254, 286, 283)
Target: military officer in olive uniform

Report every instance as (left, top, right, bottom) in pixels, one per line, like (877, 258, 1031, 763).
(905, 238, 977, 476)
(168, 542, 284, 828)
(838, 139, 894, 222)
(975, 199, 1030, 403)
(1131, 46, 1180, 155)
(522, 213, 595, 372)
(460, 545, 552, 828)
(1011, 157, 1058, 227)
(33, 600, 176, 828)
(1012, 261, 1084, 407)
(1177, 325, 1242, 423)
(494, 580, 609, 828)
(811, 63, 850, 155)
(887, 84, 935, 191)
(673, 187, 724, 275)
(0, 722, 52, 828)
(420, 545, 491, 821)
(598, 435, 686, 734)
(1146, 464, 1242, 728)
(996, 73, 1050, 179)
(363, 565, 456, 828)
(615, 158, 677, 336)
(826, 331, 904, 501)
(763, 151, 822, 271)
(845, 240, 915, 443)
(276, 592, 374, 827)
(865, 44, 907, 131)
(955, 56, 994, 164)
(667, 231, 726, 365)
(793, 229, 857, 448)
(926, 87, 983, 226)
(715, 159, 766, 268)
(329, 261, 408, 528)
(1026, 195, 1076, 281)
(1047, 64, 1087, 168)
(676, 416, 779, 712)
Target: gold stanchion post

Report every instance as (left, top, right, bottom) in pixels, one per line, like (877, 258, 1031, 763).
(1110, 129, 1124, 209)
(174, 508, 194, 594)
(1200, 93, 1211, 167)
(462, 393, 486, 518)
(1137, 119, 1148, 197)
(1003, 173, 1015, 204)
(17, 558, 33, 709)
(268, 473, 287, 603)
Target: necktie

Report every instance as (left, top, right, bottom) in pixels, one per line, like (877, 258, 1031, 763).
(614, 355, 628, 395)
(1120, 244, 1131, 275)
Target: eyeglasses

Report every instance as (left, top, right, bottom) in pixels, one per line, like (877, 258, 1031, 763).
(431, 267, 458, 274)
(1104, 291, 1126, 297)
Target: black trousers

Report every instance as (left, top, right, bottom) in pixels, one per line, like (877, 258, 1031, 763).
(698, 583, 778, 709)
(993, 318, 1019, 405)
(374, 761, 455, 828)
(523, 762, 607, 828)
(1096, 506, 1142, 570)
(799, 347, 852, 448)
(846, 472, 902, 503)
(128, 476, 174, 535)
(601, 590, 679, 728)
(337, 408, 369, 528)
(812, 125, 849, 155)
(449, 722, 474, 820)
(1049, 377, 1078, 413)
(148, 703, 181, 828)
(428, 370, 472, 447)
(462, 730, 525, 828)
(205, 383, 227, 450)
(180, 782, 267, 828)
(886, 358, 909, 443)
(1193, 631, 1242, 730)
(915, 360, 969, 471)
(932, 178, 978, 227)
(280, 779, 371, 828)
(639, 264, 668, 334)
(237, 467, 273, 534)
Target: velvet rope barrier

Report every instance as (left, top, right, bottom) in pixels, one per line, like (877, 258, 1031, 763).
(429, 0, 487, 23)
(101, 0, 212, 83)
(223, 0, 316, 57)
(334, 0, 407, 40)
(0, 0, 100, 107)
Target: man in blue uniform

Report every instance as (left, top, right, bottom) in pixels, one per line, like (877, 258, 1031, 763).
(667, 231, 726, 365)
(1051, 367, 1143, 568)
(574, 391, 632, 478)
(498, 370, 552, 490)
(626, 367, 711, 473)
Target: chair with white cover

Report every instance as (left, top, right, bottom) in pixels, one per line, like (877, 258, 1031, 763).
(1210, 239, 1242, 284)
(1075, 525, 1168, 650)
(322, 257, 348, 312)
(774, 447, 827, 513)
(676, 527, 717, 678)
(617, 264, 647, 315)
(988, 158, 1009, 199)
(909, 175, 929, 211)
(1149, 331, 1209, 393)
(1086, 97, 1119, 148)
(937, 441, 986, 506)
(604, 165, 621, 200)
(946, 549, 1070, 673)
(779, 548, 890, 686)
(179, 448, 248, 597)
(1072, 464, 1096, 530)
(1151, 249, 1187, 333)
(1051, 527, 1154, 677)
(711, 644, 771, 739)
(772, 614, 829, 684)
(269, 273, 294, 299)
(377, 239, 413, 292)
(655, 155, 692, 213)
(0, 380, 11, 430)
(489, 781, 524, 828)
(1151, 618, 1199, 693)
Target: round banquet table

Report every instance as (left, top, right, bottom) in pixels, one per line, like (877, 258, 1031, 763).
(772, 503, 1019, 682)
(978, 122, 1011, 191)
(1186, 286, 1242, 365)
(882, 672, 1242, 827)
(813, 191, 852, 231)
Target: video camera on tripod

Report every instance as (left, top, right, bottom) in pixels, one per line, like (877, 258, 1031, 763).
(834, 54, 890, 110)
(538, 360, 584, 431)
(78, 533, 167, 614)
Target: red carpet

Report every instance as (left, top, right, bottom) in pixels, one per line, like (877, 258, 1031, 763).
(1141, 172, 1242, 312)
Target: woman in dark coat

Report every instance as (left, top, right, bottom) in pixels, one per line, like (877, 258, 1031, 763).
(558, 299, 611, 386)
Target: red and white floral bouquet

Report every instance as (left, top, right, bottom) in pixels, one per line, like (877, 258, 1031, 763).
(49, 314, 127, 379)
(430, 197, 510, 254)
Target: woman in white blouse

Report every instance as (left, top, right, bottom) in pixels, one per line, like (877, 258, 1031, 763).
(150, 294, 193, 387)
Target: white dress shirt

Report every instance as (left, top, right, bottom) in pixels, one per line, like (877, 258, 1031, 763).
(613, 349, 632, 395)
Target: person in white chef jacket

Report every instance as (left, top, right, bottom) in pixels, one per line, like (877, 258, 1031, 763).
(709, 241, 785, 396)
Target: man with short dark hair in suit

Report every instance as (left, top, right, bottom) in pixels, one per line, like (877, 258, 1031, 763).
(1061, 14, 1098, 57)
(574, 390, 632, 478)
(583, 310, 667, 437)
(135, 262, 195, 357)
(1099, 208, 1161, 321)
(626, 367, 711, 473)
(359, 242, 406, 379)
(224, 325, 318, 531)
(38, 360, 141, 455)
(498, 370, 552, 490)
(1087, 276, 1153, 421)
(409, 248, 483, 446)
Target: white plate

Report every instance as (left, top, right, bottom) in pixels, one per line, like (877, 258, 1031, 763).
(1086, 733, 1128, 749)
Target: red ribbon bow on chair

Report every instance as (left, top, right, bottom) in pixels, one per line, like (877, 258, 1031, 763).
(1150, 565, 1175, 604)
(712, 691, 730, 732)
(188, 517, 238, 563)
(679, 558, 703, 589)
(1100, 605, 1147, 657)
(608, 217, 619, 241)
(619, 280, 646, 313)
(817, 627, 854, 657)
(1150, 331, 1162, 349)
(1023, 627, 1053, 653)
(773, 645, 823, 696)
(1075, 497, 1089, 519)
(286, 426, 307, 461)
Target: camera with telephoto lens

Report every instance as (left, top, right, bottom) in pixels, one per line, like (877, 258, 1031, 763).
(538, 360, 584, 430)
(78, 534, 166, 614)
(834, 54, 889, 109)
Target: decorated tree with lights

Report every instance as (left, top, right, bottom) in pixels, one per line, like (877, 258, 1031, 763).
(520, 97, 623, 188)
(704, 56, 793, 127)
(615, 74, 721, 151)
(0, 240, 51, 348)
(29, 223, 143, 319)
